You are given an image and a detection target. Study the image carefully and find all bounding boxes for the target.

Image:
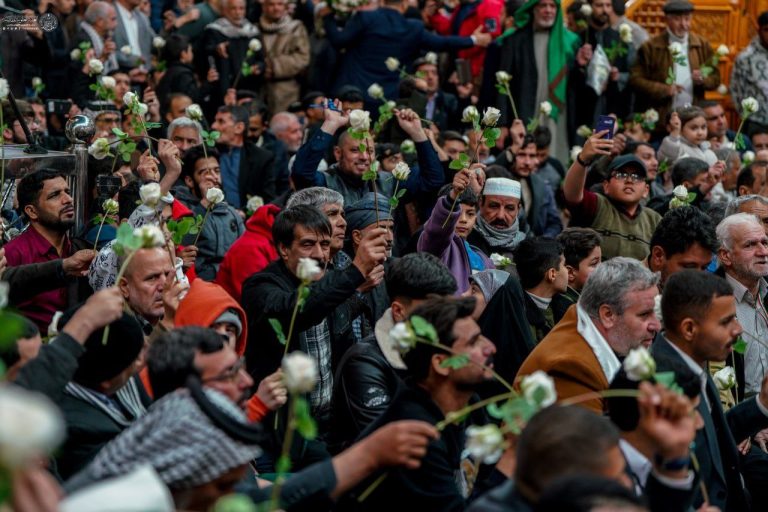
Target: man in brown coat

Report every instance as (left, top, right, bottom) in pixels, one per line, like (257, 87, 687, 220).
(629, 0, 721, 137)
(260, 0, 310, 113)
(516, 257, 661, 413)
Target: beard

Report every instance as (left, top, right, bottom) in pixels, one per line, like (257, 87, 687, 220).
(37, 209, 75, 232)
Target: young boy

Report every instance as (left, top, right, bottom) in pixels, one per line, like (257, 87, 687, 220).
(514, 237, 571, 343)
(556, 227, 602, 305)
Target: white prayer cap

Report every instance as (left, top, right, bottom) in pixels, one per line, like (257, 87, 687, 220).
(482, 177, 521, 199)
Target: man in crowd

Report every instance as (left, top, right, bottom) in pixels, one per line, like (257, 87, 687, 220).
(74, 1, 118, 75)
(167, 117, 202, 153)
(467, 177, 525, 258)
(630, 0, 721, 138)
(557, 227, 602, 304)
(113, 0, 155, 69)
(413, 55, 467, 132)
(724, 195, 768, 236)
(731, 11, 768, 137)
(517, 257, 660, 413)
(117, 246, 174, 335)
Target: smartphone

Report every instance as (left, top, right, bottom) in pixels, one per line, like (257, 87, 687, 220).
(595, 115, 616, 140)
(208, 56, 216, 70)
(484, 17, 497, 33)
(456, 58, 472, 85)
(47, 99, 72, 116)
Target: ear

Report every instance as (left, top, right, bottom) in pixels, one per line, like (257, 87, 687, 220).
(738, 185, 749, 196)
(681, 179, 693, 190)
(277, 242, 290, 261)
(391, 300, 407, 323)
(117, 274, 130, 299)
(597, 303, 617, 329)
(352, 229, 363, 247)
(679, 317, 697, 342)
(23, 204, 38, 221)
(233, 122, 245, 136)
(431, 353, 451, 378)
(333, 145, 342, 162)
(718, 246, 732, 268)
(184, 175, 195, 190)
(545, 267, 557, 284)
(650, 245, 666, 271)
(602, 181, 610, 195)
(566, 264, 577, 285)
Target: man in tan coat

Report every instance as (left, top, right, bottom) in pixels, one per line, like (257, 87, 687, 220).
(516, 258, 661, 414)
(260, 0, 310, 113)
(629, 0, 721, 138)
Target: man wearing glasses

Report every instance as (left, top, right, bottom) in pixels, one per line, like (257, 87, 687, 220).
(563, 132, 662, 260)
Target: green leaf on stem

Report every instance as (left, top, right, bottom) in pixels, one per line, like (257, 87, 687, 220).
(733, 337, 747, 355)
(654, 371, 677, 389)
(700, 65, 714, 79)
(483, 127, 501, 147)
(298, 286, 310, 312)
(735, 133, 746, 151)
(294, 396, 317, 440)
(112, 127, 127, 139)
(362, 169, 377, 181)
(396, 188, 406, 199)
(389, 196, 399, 209)
(440, 354, 470, 369)
(410, 315, 438, 343)
(269, 318, 287, 345)
(358, 143, 366, 153)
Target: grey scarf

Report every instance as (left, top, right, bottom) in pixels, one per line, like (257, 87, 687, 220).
(206, 17, 260, 39)
(474, 215, 525, 250)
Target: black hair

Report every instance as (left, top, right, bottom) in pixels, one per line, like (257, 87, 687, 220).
(759, 10, 768, 27)
(246, 100, 269, 119)
(651, 207, 718, 258)
(623, 140, 654, 156)
(697, 99, 721, 110)
(662, 270, 734, 337)
(217, 105, 249, 127)
(737, 160, 768, 192)
(338, 87, 365, 105)
(519, 133, 536, 151)
(181, 144, 220, 179)
(147, 326, 225, 399)
(533, 126, 552, 149)
(403, 297, 476, 381)
(162, 92, 191, 118)
(438, 183, 478, 207)
(536, 475, 644, 512)
(0, 314, 40, 370)
(557, 228, 602, 269)
(516, 406, 620, 501)
(514, 237, 564, 290)
(272, 204, 332, 250)
(162, 33, 190, 63)
(118, 180, 141, 221)
(439, 130, 466, 145)
(484, 165, 514, 180)
(670, 157, 709, 187)
(17, 168, 69, 211)
(385, 253, 457, 301)
(751, 127, 768, 139)
(607, 353, 701, 432)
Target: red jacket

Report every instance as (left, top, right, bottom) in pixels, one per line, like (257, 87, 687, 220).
(430, 0, 503, 77)
(216, 204, 280, 302)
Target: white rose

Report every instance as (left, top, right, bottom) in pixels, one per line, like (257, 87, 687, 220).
(246, 195, 264, 212)
(282, 351, 318, 394)
(392, 161, 411, 181)
(120, 45, 132, 56)
(623, 346, 656, 381)
(461, 105, 479, 123)
(464, 424, 505, 464)
(100, 76, 116, 89)
(0, 281, 7, 310)
(668, 42, 683, 56)
(424, 51, 438, 65)
(248, 38, 262, 53)
(400, 139, 416, 154)
(70, 48, 81, 61)
(576, 125, 592, 138)
(489, 253, 511, 268)
(482, 107, 502, 127)
(103, 198, 119, 214)
(742, 97, 760, 115)
(205, 187, 225, 205)
(153, 36, 166, 49)
(520, 370, 557, 407)
(570, 145, 583, 162)
(88, 58, 104, 75)
(139, 182, 162, 207)
(296, 257, 322, 281)
(386, 100, 396, 109)
(539, 101, 552, 117)
(348, 109, 371, 132)
(385, 57, 400, 72)
(716, 44, 729, 57)
(367, 83, 385, 100)
(580, 3, 592, 17)
(717, 84, 728, 95)
(0, 385, 65, 468)
(389, 321, 416, 354)
(32, 77, 42, 88)
(185, 103, 203, 121)
(136, 103, 149, 116)
(47, 310, 63, 337)
(123, 91, 136, 106)
(133, 225, 165, 248)
(743, 150, 756, 165)
(0, 79, 9, 101)
(643, 108, 659, 123)
(713, 366, 736, 390)
(495, 70, 511, 83)
(672, 185, 688, 201)
(88, 137, 111, 160)
(619, 23, 632, 44)
(654, 294, 663, 325)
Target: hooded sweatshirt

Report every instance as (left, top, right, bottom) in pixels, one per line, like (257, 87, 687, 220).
(216, 204, 280, 301)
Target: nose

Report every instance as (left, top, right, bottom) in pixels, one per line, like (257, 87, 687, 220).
(239, 369, 254, 388)
(310, 244, 324, 260)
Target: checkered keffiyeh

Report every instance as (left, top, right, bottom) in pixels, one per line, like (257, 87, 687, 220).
(73, 389, 261, 490)
(301, 318, 333, 418)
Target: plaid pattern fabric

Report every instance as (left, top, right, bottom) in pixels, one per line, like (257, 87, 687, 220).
(301, 318, 333, 418)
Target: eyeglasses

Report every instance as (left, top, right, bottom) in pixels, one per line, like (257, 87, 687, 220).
(203, 357, 246, 383)
(610, 171, 643, 183)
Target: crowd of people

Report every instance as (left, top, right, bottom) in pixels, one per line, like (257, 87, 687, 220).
(3, 0, 768, 510)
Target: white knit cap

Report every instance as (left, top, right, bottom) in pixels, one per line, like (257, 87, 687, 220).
(482, 177, 522, 199)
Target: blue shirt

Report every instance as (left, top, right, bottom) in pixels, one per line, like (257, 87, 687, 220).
(220, 147, 242, 208)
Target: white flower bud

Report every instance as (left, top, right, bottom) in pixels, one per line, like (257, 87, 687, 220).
(367, 83, 385, 100)
(520, 370, 557, 407)
(539, 101, 552, 117)
(742, 97, 760, 115)
(139, 182, 162, 207)
(100, 76, 116, 89)
(643, 108, 659, 123)
(716, 44, 729, 57)
(713, 366, 736, 390)
(0, 385, 65, 468)
(576, 125, 593, 138)
(88, 137, 111, 160)
(672, 185, 688, 201)
(385, 57, 400, 72)
(248, 38, 262, 52)
(495, 70, 511, 84)
(153, 36, 166, 49)
(464, 424, 505, 464)
(668, 42, 683, 56)
(348, 109, 371, 132)
(123, 91, 136, 106)
(570, 145, 583, 162)
(389, 322, 416, 354)
(88, 58, 104, 75)
(282, 351, 318, 393)
(742, 150, 756, 165)
(392, 161, 411, 181)
(424, 52, 438, 65)
(580, 3, 592, 17)
(296, 257, 322, 281)
(120, 45, 132, 56)
(482, 107, 501, 127)
(70, 48, 81, 61)
(102, 198, 119, 214)
(206, 186, 225, 205)
(489, 253, 511, 268)
(48, 310, 63, 338)
(133, 225, 165, 248)
(623, 346, 656, 381)
(32, 77, 42, 88)
(246, 195, 264, 212)
(400, 139, 416, 154)
(185, 103, 203, 121)
(461, 105, 479, 123)
(717, 84, 728, 95)
(619, 23, 632, 44)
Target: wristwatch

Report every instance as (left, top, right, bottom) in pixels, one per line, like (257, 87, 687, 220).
(576, 152, 591, 168)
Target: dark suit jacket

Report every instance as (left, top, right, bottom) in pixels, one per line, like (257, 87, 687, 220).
(652, 336, 768, 511)
(218, 141, 276, 206)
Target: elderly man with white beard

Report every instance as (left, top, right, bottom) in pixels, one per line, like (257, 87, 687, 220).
(466, 177, 526, 261)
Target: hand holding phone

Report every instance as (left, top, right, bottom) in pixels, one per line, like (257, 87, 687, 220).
(595, 115, 616, 140)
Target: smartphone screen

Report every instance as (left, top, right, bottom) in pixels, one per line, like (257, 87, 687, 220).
(208, 56, 216, 70)
(595, 115, 616, 140)
(484, 17, 497, 33)
(455, 58, 472, 85)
